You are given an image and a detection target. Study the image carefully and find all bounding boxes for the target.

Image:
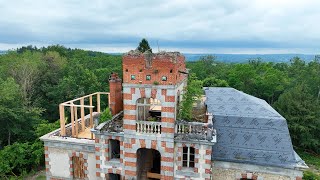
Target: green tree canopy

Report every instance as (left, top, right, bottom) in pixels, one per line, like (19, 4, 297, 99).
(137, 38, 152, 53)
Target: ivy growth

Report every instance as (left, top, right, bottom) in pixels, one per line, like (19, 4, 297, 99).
(179, 73, 203, 121)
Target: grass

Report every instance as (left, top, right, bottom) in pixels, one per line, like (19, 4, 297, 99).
(297, 150, 320, 169)
(35, 175, 46, 180)
(296, 148, 320, 180)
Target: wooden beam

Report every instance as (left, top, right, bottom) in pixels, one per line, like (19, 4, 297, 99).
(60, 103, 94, 108)
(80, 98, 85, 132)
(108, 93, 111, 109)
(63, 92, 110, 104)
(74, 106, 78, 138)
(89, 96, 93, 128)
(70, 105, 75, 137)
(59, 104, 66, 136)
(97, 93, 101, 113)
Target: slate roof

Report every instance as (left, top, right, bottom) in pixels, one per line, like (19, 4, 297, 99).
(204, 87, 307, 169)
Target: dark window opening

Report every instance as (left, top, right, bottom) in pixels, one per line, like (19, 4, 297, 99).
(162, 76, 167, 81)
(146, 75, 151, 80)
(131, 75, 136, 80)
(110, 139, 120, 159)
(182, 147, 195, 168)
(170, 69, 173, 73)
(125, 69, 128, 72)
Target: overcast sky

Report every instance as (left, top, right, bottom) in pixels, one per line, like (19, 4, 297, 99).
(0, 0, 319, 54)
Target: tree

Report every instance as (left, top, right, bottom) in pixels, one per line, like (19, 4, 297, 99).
(179, 73, 203, 120)
(203, 77, 229, 87)
(0, 78, 42, 146)
(273, 84, 320, 153)
(137, 38, 152, 53)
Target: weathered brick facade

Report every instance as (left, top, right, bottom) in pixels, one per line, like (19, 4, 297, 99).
(41, 50, 305, 180)
(109, 73, 123, 115)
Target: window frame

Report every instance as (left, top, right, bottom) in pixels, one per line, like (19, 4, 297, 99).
(182, 146, 195, 168)
(161, 76, 167, 81)
(109, 139, 120, 159)
(146, 75, 151, 81)
(136, 98, 161, 121)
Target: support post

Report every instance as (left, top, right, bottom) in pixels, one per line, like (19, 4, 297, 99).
(74, 106, 78, 137)
(70, 105, 75, 137)
(97, 93, 101, 113)
(90, 96, 93, 128)
(59, 104, 66, 136)
(80, 98, 85, 132)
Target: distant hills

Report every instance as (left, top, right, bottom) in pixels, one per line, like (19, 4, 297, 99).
(1, 50, 317, 63)
(184, 53, 316, 63)
(110, 53, 317, 63)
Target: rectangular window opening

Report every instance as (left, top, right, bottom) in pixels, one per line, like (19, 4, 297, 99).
(182, 147, 195, 168)
(110, 139, 120, 159)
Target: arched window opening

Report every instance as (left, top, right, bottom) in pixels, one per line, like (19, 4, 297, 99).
(137, 98, 161, 121)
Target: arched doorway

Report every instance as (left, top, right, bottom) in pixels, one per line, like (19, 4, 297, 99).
(136, 148, 161, 180)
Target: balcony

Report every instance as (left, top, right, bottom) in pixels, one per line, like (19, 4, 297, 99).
(136, 121, 162, 134)
(174, 120, 216, 143)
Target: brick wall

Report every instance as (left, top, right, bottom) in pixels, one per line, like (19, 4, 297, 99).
(174, 143, 212, 180)
(122, 53, 187, 85)
(109, 73, 123, 115)
(121, 82, 183, 179)
(95, 134, 124, 179)
(123, 137, 175, 179)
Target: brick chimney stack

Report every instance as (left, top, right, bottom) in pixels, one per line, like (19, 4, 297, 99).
(109, 72, 123, 115)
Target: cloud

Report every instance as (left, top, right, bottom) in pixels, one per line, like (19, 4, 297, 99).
(0, 0, 319, 53)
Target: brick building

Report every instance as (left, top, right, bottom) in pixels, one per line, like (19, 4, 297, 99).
(41, 50, 307, 180)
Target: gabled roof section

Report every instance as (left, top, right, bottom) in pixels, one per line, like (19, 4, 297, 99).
(205, 87, 307, 169)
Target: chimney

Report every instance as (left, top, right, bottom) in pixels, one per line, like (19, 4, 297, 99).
(109, 72, 123, 115)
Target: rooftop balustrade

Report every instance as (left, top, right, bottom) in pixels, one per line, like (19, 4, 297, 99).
(174, 120, 216, 143)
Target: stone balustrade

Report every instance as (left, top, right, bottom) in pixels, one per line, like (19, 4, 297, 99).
(136, 121, 162, 134)
(175, 120, 216, 142)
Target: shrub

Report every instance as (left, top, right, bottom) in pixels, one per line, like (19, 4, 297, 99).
(99, 108, 112, 123)
(303, 170, 320, 180)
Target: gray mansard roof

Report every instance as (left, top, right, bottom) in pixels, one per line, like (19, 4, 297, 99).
(204, 87, 306, 169)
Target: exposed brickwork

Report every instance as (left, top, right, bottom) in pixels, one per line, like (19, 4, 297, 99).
(109, 73, 123, 115)
(236, 172, 258, 180)
(122, 53, 187, 85)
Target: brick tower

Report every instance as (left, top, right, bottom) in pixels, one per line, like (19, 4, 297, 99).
(122, 50, 187, 179)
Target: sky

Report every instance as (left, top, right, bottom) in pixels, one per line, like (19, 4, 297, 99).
(0, 0, 319, 54)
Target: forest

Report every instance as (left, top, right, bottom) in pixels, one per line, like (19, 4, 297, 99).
(0, 45, 319, 179)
